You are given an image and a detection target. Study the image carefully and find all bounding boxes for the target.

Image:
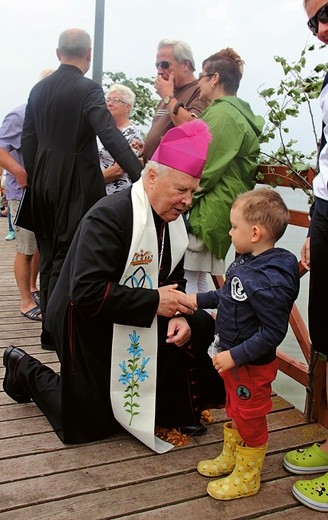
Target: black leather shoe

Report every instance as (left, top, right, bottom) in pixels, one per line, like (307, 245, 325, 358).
(178, 424, 207, 436)
(3, 346, 31, 403)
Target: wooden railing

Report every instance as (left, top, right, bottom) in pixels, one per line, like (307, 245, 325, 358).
(212, 164, 328, 427)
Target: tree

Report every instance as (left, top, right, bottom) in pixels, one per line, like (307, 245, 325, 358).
(102, 71, 158, 129)
(258, 43, 328, 199)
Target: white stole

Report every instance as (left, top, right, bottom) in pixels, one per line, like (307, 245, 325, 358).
(110, 179, 188, 453)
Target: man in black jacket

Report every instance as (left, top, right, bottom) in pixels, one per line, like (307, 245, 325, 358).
(4, 120, 225, 448)
(21, 28, 142, 350)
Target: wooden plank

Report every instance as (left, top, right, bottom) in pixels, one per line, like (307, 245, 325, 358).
(0, 393, 294, 431)
(0, 473, 321, 520)
(1, 420, 326, 487)
(277, 351, 308, 386)
(0, 403, 45, 421)
(0, 405, 310, 456)
(259, 508, 324, 520)
(0, 414, 55, 438)
(256, 164, 316, 189)
(289, 304, 311, 361)
(125, 479, 324, 520)
(288, 209, 310, 228)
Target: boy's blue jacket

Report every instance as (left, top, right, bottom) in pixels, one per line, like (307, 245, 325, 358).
(197, 248, 300, 366)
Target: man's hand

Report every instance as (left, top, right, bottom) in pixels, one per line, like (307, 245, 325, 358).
(130, 139, 144, 158)
(212, 350, 236, 373)
(0, 149, 27, 189)
(157, 284, 197, 317)
(15, 168, 28, 189)
(301, 237, 310, 271)
(166, 316, 191, 346)
(155, 73, 175, 99)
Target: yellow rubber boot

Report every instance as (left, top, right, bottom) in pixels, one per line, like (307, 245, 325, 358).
(197, 422, 242, 477)
(207, 441, 267, 500)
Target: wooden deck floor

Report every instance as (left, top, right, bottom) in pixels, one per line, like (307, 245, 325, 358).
(1, 216, 328, 519)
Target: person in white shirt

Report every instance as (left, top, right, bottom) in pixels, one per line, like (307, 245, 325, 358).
(283, 1, 328, 513)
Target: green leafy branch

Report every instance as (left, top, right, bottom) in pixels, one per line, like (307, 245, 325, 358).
(258, 43, 328, 200)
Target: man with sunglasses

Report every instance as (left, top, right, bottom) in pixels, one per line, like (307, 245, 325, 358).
(143, 39, 207, 163)
(283, 1, 328, 513)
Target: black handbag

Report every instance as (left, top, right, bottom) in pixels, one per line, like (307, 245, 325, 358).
(13, 186, 34, 232)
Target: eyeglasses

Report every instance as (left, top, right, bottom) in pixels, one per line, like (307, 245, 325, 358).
(106, 97, 127, 104)
(155, 60, 171, 69)
(307, 3, 328, 35)
(198, 72, 214, 80)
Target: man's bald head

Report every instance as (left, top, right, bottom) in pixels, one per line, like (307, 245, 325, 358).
(57, 28, 91, 59)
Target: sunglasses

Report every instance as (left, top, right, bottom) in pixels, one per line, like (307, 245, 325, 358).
(198, 72, 215, 80)
(155, 60, 171, 69)
(307, 3, 328, 35)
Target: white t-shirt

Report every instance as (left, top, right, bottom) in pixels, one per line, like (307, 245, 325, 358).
(316, 82, 328, 201)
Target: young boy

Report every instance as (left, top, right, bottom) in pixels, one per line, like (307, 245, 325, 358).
(185, 187, 300, 500)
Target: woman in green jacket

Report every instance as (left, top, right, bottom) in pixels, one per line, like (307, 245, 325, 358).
(184, 48, 264, 293)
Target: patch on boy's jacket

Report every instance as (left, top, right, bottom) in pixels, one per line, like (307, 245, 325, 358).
(231, 276, 247, 301)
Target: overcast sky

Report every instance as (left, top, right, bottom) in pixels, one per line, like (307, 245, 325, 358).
(1, 0, 327, 155)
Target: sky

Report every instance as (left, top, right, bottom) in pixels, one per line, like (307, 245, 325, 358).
(1, 0, 327, 156)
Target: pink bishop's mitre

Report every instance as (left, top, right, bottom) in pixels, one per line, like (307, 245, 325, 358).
(150, 119, 212, 178)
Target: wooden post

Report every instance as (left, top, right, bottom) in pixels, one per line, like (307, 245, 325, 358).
(92, 0, 105, 86)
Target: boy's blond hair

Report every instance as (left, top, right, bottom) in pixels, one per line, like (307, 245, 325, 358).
(232, 187, 289, 241)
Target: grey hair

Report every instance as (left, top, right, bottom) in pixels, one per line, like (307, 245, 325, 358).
(58, 28, 91, 58)
(142, 160, 169, 176)
(107, 84, 136, 117)
(158, 39, 195, 71)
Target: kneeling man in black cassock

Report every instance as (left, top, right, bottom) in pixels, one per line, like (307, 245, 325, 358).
(3, 119, 225, 449)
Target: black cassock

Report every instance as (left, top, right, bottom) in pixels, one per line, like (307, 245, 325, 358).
(21, 63, 142, 316)
(42, 188, 226, 443)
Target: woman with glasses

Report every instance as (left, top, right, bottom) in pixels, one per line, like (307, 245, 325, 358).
(184, 48, 264, 294)
(98, 83, 143, 195)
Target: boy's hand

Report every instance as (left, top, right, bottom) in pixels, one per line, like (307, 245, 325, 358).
(157, 285, 197, 317)
(183, 293, 197, 309)
(213, 350, 236, 373)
